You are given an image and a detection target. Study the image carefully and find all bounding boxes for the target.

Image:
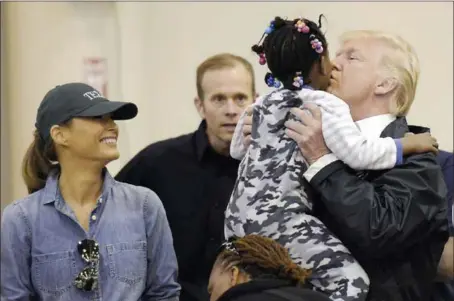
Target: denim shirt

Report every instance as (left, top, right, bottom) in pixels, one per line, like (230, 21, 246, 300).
(1, 169, 181, 301)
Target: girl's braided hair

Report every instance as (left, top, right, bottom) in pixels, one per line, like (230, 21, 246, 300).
(251, 15, 328, 90)
(217, 235, 311, 286)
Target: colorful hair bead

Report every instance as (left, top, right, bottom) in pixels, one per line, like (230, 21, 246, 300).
(259, 53, 266, 65)
(292, 72, 304, 88)
(295, 19, 310, 34)
(265, 21, 275, 34)
(310, 38, 319, 48)
(310, 37, 324, 53)
(266, 74, 281, 88)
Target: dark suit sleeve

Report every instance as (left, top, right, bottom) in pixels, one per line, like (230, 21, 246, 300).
(310, 152, 449, 258)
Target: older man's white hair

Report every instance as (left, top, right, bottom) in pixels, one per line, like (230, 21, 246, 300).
(340, 30, 420, 117)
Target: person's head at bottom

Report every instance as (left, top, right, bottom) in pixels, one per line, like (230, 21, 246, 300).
(329, 30, 420, 122)
(22, 82, 138, 194)
(208, 235, 330, 301)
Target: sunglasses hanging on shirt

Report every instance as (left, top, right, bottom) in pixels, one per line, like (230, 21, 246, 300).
(74, 239, 100, 291)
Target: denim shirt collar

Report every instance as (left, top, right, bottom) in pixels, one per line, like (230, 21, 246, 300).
(42, 168, 115, 205)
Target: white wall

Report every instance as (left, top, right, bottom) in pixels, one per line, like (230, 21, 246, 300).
(2, 1, 453, 206)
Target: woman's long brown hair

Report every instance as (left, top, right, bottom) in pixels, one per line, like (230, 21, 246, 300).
(21, 130, 58, 194)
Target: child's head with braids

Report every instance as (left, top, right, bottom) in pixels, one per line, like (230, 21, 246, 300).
(252, 15, 331, 91)
(207, 235, 311, 301)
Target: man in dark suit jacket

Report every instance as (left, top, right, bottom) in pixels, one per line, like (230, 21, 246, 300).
(283, 31, 448, 300)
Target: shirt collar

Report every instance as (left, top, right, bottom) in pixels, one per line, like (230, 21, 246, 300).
(42, 167, 115, 205)
(194, 120, 239, 164)
(355, 114, 396, 138)
(195, 120, 210, 161)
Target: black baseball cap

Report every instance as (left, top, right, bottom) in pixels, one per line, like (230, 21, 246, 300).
(35, 83, 138, 142)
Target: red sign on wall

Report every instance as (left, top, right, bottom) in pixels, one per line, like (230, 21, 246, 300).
(83, 58, 108, 97)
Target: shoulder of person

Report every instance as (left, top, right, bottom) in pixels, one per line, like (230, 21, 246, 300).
(296, 89, 345, 107)
(391, 121, 444, 167)
(264, 286, 331, 301)
(437, 149, 454, 169)
(112, 181, 164, 211)
(115, 129, 199, 184)
(295, 88, 330, 98)
(1, 190, 43, 226)
(134, 131, 195, 160)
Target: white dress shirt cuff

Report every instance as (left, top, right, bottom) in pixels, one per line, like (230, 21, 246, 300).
(303, 153, 339, 182)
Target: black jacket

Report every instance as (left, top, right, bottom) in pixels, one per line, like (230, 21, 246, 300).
(217, 279, 331, 301)
(310, 117, 449, 301)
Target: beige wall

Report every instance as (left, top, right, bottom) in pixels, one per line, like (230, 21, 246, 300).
(1, 1, 453, 207)
(1, 3, 7, 206)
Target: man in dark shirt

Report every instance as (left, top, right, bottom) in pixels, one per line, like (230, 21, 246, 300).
(115, 53, 256, 301)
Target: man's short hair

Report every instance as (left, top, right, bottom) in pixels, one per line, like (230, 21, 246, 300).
(340, 30, 420, 116)
(196, 53, 256, 100)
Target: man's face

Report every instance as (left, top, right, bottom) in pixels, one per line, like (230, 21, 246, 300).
(328, 38, 383, 119)
(195, 65, 254, 148)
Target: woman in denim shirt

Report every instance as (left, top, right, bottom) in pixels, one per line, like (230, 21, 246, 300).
(1, 83, 181, 301)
